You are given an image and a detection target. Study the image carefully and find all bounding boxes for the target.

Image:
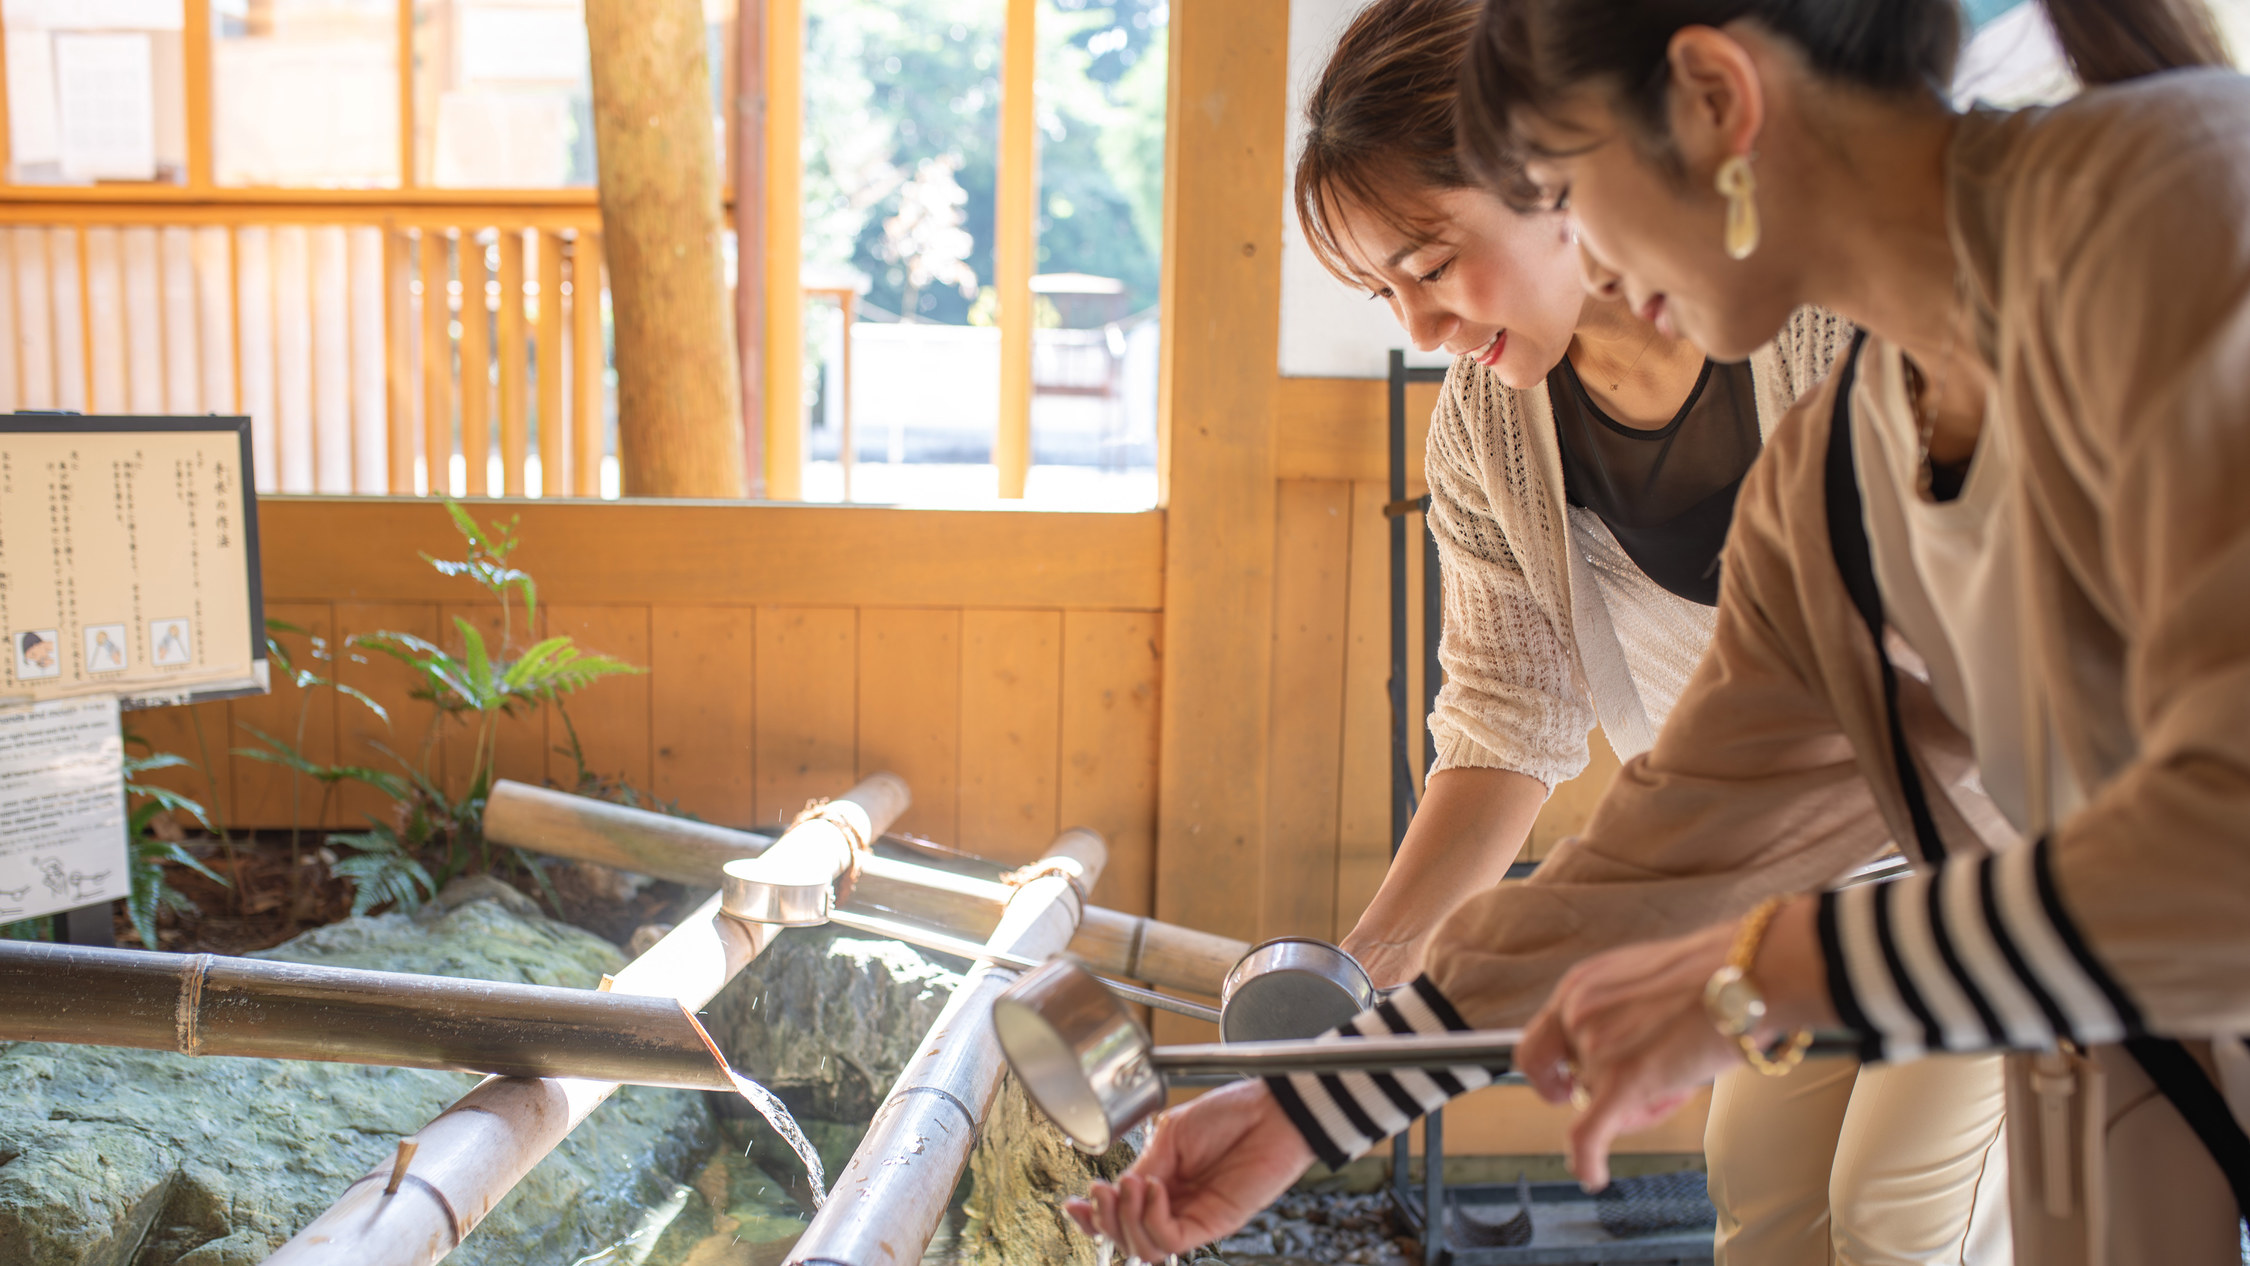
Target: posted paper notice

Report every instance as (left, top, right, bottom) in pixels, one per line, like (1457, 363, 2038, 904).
(0, 696, 128, 923)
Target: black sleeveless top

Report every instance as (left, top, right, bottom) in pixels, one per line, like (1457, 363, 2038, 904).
(1548, 354, 1762, 606)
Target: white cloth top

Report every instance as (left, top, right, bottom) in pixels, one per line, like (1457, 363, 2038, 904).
(1850, 335, 2084, 838)
(1423, 307, 1858, 788)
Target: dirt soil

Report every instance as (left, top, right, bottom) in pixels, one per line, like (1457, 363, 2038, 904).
(110, 832, 698, 954)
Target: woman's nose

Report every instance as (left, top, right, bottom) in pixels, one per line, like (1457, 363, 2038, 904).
(1576, 237, 1625, 301)
(1401, 299, 1457, 353)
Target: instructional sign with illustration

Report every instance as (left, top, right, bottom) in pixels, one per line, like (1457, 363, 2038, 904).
(0, 695, 127, 923)
(0, 416, 264, 708)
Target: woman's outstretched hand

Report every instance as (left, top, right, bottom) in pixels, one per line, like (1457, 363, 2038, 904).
(1063, 1079, 1317, 1260)
(1515, 898, 1832, 1190)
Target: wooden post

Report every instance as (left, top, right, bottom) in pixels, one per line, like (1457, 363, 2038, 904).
(762, 0, 803, 500)
(419, 230, 451, 497)
(571, 233, 606, 497)
(1153, 4, 1287, 993)
(735, 0, 767, 498)
(993, 0, 1037, 500)
(786, 829, 1105, 1263)
(584, 0, 748, 499)
(460, 231, 491, 495)
(497, 228, 527, 496)
(536, 230, 565, 496)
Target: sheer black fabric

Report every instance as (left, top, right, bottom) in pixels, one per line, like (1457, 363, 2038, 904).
(1549, 354, 1762, 606)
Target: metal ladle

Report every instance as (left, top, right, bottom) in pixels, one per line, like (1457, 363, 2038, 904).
(993, 958, 1860, 1153)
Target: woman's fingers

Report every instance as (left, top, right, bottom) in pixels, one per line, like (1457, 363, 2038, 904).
(1090, 1181, 1126, 1244)
(1518, 1002, 1575, 1103)
(1118, 1174, 1173, 1263)
(1062, 1197, 1098, 1240)
(1140, 1173, 1186, 1252)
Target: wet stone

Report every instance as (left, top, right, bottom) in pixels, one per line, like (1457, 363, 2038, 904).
(704, 923, 968, 1121)
(0, 881, 714, 1266)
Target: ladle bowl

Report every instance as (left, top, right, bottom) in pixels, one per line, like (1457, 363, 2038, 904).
(992, 956, 1166, 1153)
(1219, 937, 1374, 1043)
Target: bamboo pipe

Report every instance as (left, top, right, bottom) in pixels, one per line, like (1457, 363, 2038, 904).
(786, 829, 1107, 1266)
(265, 773, 911, 1266)
(0, 940, 736, 1091)
(484, 780, 1249, 997)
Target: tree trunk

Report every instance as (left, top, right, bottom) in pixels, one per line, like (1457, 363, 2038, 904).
(585, 0, 747, 498)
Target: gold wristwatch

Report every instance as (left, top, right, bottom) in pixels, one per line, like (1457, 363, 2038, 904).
(1702, 897, 1814, 1077)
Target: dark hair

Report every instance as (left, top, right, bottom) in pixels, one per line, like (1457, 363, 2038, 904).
(1459, 0, 2229, 193)
(1295, 0, 1502, 285)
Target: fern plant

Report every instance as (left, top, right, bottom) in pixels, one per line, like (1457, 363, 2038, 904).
(121, 740, 228, 948)
(239, 502, 640, 916)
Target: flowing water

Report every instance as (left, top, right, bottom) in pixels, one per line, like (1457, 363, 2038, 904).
(728, 1069, 830, 1207)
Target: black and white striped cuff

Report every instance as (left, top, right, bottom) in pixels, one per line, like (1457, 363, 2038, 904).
(1265, 976, 1494, 1170)
(1817, 838, 2143, 1061)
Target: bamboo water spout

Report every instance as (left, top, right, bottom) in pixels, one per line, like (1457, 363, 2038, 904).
(0, 940, 737, 1090)
(265, 772, 912, 1266)
(484, 779, 1249, 1000)
(786, 828, 1107, 1266)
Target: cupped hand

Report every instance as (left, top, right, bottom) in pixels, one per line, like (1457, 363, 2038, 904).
(1062, 1079, 1317, 1260)
(1515, 920, 1749, 1191)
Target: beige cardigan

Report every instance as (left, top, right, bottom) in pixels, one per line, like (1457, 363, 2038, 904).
(1425, 308, 1854, 785)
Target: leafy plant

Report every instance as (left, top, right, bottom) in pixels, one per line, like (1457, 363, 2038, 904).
(234, 618, 405, 915)
(122, 738, 227, 949)
(247, 502, 642, 916)
(325, 827, 435, 918)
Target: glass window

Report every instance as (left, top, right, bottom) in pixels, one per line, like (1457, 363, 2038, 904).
(799, 0, 1165, 509)
(212, 0, 399, 187)
(799, 0, 1003, 504)
(1027, 0, 1164, 504)
(413, 0, 730, 191)
(414, 0, 591, 188)
(5, 0, 190, 186)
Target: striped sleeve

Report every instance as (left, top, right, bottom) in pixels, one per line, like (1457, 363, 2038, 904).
(1816, 839, 2143, 1061)
(1265, 976, 1495, 1170)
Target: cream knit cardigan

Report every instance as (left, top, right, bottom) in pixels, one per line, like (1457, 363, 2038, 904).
(1425, 306, 1857, 788)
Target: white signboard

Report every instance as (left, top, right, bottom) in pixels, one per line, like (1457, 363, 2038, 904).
(0, 696, 128, 924)
(0, 416, 266, 709)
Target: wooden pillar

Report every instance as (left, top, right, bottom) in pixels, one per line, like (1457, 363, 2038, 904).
(585, 0, 749, 499)
(761, 0, 803, 500)
(734, 0, 768, 498)
(993, 0, 1037, 500)
(1152, 3, 1286, 981)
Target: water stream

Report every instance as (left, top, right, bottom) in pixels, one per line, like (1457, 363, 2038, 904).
(727, 1069, 830, 1207)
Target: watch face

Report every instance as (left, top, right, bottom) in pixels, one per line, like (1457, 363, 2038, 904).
(1704, 965, 1767, 1036)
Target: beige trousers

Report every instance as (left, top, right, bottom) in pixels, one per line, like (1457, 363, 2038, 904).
(1705, 1054, 2011, 1266)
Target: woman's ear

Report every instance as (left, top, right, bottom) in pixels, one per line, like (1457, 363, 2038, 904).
(1664, 25, 1767, 175)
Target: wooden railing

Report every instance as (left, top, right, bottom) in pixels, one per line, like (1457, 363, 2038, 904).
(0, 201, 609, 499)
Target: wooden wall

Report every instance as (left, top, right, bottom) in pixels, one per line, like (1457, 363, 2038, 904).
(131, 498, 1167, 917)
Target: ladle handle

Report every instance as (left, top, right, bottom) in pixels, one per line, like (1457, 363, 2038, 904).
(1147, 1030, 1864, 1078)
(823, 909, 1223, 1021)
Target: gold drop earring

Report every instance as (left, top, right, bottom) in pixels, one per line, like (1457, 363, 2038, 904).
(1715, 153, 1759, 260)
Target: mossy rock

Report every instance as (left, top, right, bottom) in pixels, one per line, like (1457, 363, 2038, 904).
(0, 884, 715, 1266)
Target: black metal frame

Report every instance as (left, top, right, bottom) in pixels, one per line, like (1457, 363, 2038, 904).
(1382, 352, 1450, 1264)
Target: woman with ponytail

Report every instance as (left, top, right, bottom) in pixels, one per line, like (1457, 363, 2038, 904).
(1073, 2, 2247, 1263)
(1282, 3, 2007, 1264)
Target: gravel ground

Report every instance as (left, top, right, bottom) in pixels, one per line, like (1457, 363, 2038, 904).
(1206, 1192, 1420, 1266)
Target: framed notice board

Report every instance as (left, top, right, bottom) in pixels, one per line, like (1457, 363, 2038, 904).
(0, 414, 265, 710)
